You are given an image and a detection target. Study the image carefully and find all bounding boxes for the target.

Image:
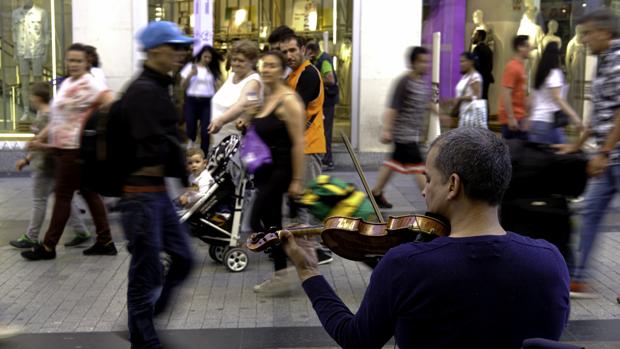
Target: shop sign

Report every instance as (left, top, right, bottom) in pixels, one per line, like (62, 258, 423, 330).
(194, 0, 214, 55)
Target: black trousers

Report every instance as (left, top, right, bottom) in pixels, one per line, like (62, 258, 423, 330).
(322, 104, 335, 164)
(184, 96, 211, 155)
(250, 164, 292, 271)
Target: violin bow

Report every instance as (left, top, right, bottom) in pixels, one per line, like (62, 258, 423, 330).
(340, 132, 385, 224)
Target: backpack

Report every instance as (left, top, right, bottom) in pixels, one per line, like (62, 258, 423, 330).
(80, 97, 131, 197)
(315, 52, 339, 102)
(299, 175, 373, 221)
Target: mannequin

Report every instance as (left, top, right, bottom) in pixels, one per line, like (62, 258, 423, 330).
(337, 38, 352, 104)
(470, 9, 494, 52)
(542, 20, 562, 49)
(566, 24, 587, 118)
(12, 0, 50, 121)
(517, 0, 543, 90)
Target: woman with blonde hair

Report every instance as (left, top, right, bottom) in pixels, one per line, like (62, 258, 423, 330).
(208, 39, 262, 146)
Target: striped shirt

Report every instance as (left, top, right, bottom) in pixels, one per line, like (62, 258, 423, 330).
(389, 74, 431, 143)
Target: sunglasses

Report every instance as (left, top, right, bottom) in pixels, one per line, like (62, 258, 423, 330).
(165, 44, 191, 52)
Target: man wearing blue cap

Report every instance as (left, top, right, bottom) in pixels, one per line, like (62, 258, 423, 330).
(118, 21, 194, 349)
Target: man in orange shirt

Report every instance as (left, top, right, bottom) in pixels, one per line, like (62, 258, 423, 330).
(499, 35, 531, 140)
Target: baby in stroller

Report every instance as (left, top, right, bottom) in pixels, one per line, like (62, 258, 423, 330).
(180, 135, 252, 271)
(180, 135, 244, 237)
(179, 148, 215, 208)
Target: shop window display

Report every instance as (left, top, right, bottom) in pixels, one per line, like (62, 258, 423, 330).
(0, 0, 71, 135)
(422, 0, 616, 126)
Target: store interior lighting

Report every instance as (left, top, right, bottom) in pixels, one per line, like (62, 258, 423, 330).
(234, 9, 248, 27)
(155, 5, 164, 21)
(308, 9, 317, 31)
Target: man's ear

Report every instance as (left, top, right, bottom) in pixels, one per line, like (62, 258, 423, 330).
(447, 173, 461, 200)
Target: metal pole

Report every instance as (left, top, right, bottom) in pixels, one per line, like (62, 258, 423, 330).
(51, 0, 57, 97)
(350, 0, 360, 149)
(427, 32, 441, 144)
(61, 0, 66, 74)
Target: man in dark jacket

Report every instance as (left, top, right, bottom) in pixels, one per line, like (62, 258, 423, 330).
(119, 21, 194, 349)
(472, 29, 494, 100)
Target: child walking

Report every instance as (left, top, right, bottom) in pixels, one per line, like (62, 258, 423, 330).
(10, 82, 91, 249)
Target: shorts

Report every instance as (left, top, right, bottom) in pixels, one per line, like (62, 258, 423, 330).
(383, 142, 425, 174)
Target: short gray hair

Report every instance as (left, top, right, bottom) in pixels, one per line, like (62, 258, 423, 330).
(430, 128, 512, 206)
(577, 7, 619, 38)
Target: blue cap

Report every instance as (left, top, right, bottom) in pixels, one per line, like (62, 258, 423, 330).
(138, 21, 194, 50)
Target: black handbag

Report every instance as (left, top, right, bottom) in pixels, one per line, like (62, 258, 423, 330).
(553, 110, 569, 128)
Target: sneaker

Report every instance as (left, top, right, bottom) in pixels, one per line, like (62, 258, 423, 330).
(0, 325, 22, 339)
(10, 234, 38, 249)
(322, 161, 335, 172)
(21, 244, 56, 261)
(83, 241, 118, 256)
(373, 192, 393, 209)
(64, 232, 91, 247)
(569, 281, 598, 299)
(316, 249, 333, 265)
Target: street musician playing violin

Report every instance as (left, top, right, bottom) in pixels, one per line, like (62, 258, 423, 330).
(281, 128, 570, 349)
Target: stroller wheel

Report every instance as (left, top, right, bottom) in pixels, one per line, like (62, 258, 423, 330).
(224, 248, 249, 272)
(209, 245, 226, 264)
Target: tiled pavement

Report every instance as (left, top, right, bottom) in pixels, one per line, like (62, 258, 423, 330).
(0, 172, 619, 348)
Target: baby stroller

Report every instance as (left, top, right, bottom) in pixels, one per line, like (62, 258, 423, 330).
(180, 134, 251, 272)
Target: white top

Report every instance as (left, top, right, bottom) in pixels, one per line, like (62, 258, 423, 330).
(90, 67, 108, 87)
(49, 74, 108, 149)
(530, 69, 565, 123)
(210, 72, 262, 145)
(187, 169, 215, 206)
(180, 63, 216, 97)
(455, 71, 483, 114)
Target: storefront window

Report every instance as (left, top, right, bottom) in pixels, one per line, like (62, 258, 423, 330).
(423, 0, 617, 125)
(0, 0, 72, 135)
(149, 0, 353, 143)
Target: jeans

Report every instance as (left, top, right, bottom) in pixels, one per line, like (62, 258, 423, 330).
(528, 120, 566, 144)
(184, 96, 212, 155)
(26, 170, 87, 240)
(119, 191, 194, 349)
(573, 163, 620, 281)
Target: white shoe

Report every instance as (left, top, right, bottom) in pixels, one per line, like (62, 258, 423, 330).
(0, 325, 22, 339)
(186, 140, 194, 150)
(20, 113, 29, 122)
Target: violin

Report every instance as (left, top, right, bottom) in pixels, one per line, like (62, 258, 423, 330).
(246, 133, 450, 262)
(246, 213, 450, 261)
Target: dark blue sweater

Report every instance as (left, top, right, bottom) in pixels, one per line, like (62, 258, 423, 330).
(302, 232, 570, 349)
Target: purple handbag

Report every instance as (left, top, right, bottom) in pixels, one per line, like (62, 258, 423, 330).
(240, 125, 272, 173)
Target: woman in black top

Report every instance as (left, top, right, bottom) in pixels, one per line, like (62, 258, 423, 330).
(240, 51, 305, 294)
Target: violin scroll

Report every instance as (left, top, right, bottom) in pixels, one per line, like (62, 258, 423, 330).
(246, 226, 324, 253)
(246, 231, 280, 252)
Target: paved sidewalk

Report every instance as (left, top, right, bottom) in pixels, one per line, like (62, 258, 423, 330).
(0, 172, 618, 338)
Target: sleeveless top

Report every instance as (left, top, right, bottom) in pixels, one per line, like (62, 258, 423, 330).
(287, 60, 326, 154)
(211, 72, 263, 145)
(252, 99, 292, 167)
